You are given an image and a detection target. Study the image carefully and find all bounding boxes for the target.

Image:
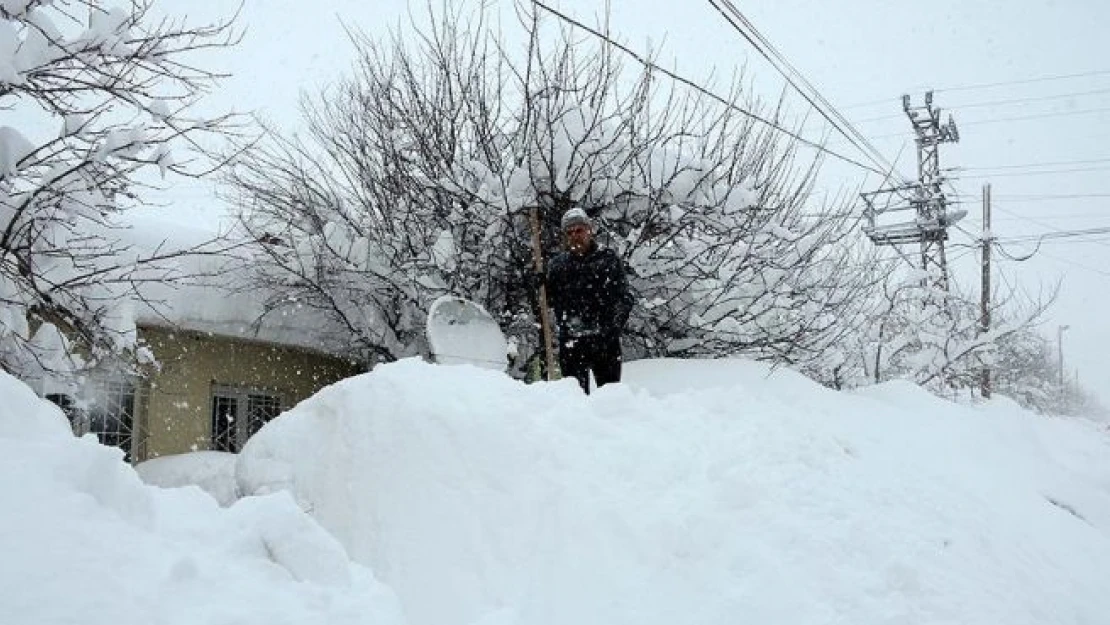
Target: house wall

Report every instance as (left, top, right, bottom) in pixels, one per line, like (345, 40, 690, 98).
(136, 325, 364, 461)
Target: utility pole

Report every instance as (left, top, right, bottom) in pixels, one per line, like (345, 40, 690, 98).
(1057, 324, 1070, 387)
(907, 92, 960, 292)
(862, 91, 962, 292)
(980, 183, 992, 398)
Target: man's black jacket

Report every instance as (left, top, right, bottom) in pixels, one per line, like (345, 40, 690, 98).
(545, 242, 635, 340)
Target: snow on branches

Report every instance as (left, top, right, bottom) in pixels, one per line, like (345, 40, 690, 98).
(228, 3, 880, 375)
(0, 0, 242, 383)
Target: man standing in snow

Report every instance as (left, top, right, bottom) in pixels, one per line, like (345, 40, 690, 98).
(545, 207, 635, 394)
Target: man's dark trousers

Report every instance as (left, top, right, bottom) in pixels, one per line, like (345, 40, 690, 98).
(558, 333, 622, 394)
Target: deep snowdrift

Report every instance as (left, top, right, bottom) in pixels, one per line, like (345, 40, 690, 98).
(3, 357, 1109, 625)
(0, 371, 404, 625)
(238, 358, 1110, 625)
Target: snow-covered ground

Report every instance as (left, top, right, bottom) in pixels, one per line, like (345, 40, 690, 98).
(0, 371, 403, 625)
(134, 450, 239, 507)
(3, 357, 1110, 625)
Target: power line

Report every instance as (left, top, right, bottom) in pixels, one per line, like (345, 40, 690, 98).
(962, 201, 1110, 271)
(861, 106, 1110, 141)
(1028, 248, 1110, 278)
(1001, 235, 1110, 246)
(998, 231, 1110, 241)
(845, 111, 906, 125)
(998, 226, 1110, 244)
(995, 242, 1039, 263)
(947, 247, 977, 263)
(989, 196, 1110, 203)
(959, 105, 1110, 127)
(841, 96, 902, 111)
(967, 211, 1110, 221)
(996, 193, 1110, 200)
(703, 0, 908, 183)
(528, 1, 889, 176)
(961, 157, 1110, 171)
(839, 68, 1110, 110)
(953, 165, 1110, 179)
(935, 69, 1110, 94)
(844, 87, 1110, 125)
(992, 204, 1110, 251)
(707, 0, 878, 166)
(949, 87, 1110, 111)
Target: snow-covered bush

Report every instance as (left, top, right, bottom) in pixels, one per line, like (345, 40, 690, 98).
(227, 3, 880, 375)
(851, 268, 1059, 401)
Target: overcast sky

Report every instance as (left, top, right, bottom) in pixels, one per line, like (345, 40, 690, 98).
(173, 0, 1110, 402)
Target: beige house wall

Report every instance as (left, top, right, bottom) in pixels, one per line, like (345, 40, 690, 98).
(136, 325, 363, 461)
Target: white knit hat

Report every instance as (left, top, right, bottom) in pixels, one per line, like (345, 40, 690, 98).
(560, 207, 591, 231)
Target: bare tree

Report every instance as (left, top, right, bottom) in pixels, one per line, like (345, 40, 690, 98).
(227, 3, 884, 377)
(0, 1, 245, 382)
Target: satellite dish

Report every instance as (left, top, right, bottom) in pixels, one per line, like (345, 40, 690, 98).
(426, 295, 509, 371)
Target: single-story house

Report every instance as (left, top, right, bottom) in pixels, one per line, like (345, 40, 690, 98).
(129, 322, 363, 462)
(31, 215, 365, 464)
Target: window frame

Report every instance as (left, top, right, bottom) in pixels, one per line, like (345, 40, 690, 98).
(46, 378, 139, 462)
(209, 383, 284, 453)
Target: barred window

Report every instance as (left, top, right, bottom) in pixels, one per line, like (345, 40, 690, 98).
(47, 379, 137, 462)
(246, 393, 282, 438)
(210, 385, 282, 453)
(211, 394, 239, 453)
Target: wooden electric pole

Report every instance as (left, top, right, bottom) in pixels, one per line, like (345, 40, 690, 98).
(529, 207, 557, 380)
(980, 183, 992, 398)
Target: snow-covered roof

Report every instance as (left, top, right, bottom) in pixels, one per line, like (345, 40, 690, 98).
(122, 211, 353, 356)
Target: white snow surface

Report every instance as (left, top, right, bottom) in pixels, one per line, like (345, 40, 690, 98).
(4, 357, 1110, 625)
(134, 450, 239, 506)
(237, 357, 1110, 625)
(0, 370, 404, 625)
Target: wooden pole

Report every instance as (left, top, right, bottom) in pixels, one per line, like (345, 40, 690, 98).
(529, 206, 556, 380)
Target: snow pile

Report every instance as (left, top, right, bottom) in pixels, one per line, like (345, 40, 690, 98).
(0, 371, 404, 625)
(135, 450, 239, 506)
(239, 358, 1110, 625)
(5, 355, 1110, 625)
